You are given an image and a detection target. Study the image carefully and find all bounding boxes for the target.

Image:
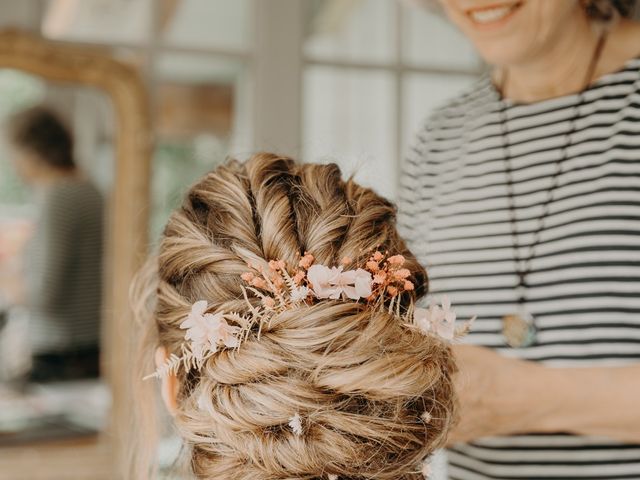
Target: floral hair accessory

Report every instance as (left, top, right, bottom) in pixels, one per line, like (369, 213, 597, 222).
(307, 264, 372, 300)
(146, 250, 475, 380)
(413, 295, 476, 341)
(288, 413, 303, 436)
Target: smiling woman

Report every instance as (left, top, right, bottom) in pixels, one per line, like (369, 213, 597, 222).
(398, 0, 640, 479)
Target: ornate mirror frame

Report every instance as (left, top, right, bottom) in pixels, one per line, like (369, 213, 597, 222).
(0, 29, 151, 476)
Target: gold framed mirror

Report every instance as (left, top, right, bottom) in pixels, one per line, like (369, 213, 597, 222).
(0, 28, 151, 479)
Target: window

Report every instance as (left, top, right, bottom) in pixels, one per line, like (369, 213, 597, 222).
(40, 0, 254, 239)
(302, 0, 480, 199)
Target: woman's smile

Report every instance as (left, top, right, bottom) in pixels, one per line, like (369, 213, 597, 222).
(464, 1, 524, 29)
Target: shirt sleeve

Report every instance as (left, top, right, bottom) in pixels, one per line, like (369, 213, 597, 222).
(397, 117, 440, 254)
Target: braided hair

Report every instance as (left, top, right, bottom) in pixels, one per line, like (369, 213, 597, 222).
(132, 153, 457, 479)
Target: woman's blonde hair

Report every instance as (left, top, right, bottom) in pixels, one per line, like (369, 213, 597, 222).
(131, 153, 457, 479)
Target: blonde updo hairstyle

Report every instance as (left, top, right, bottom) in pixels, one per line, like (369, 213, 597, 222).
(132, 153, 457, 479)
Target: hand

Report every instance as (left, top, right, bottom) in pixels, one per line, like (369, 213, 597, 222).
(447, 345, 548, 445)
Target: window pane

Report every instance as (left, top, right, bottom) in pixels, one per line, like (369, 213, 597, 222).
(42, 0, 152, 45)
(401, 4, 479, 70)
(161, 0, 252, 51)
(303, 66, 397, 200)
(304, 0, 396, 64)
(402, 72, 477, 155)
(151, 54, 246, 238)
(0, 69, 46, 207)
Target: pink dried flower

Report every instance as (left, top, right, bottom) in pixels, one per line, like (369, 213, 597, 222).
(366, 260, 380, 272)
(372, 251, 384, 262)
(387, 286, 398, 296)
(293, 271, 306, 284)
(394, 268, 411, 279)
(372, 272, 387, 284)
(241, 272, 254, 282)
(269, 259, 286, 271)
(251, 277, 267, 289)
(262, 297, 276, 309)
(299, 253, 315, 269)
(273, 275, 285, 289)
(387, 254, 405, 266)
(404, 280, 415, 291)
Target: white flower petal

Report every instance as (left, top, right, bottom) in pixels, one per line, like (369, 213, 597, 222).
(289, 413, 303, 436)
(354, 268, 373, 298)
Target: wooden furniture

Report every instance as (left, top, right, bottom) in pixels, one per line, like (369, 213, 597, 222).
(0, 29, 152, 478)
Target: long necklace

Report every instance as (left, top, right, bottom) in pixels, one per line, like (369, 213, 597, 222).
(499, 32, 607, 348)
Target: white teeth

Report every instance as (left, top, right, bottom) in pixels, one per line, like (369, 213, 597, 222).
(469, 5, 516, 24)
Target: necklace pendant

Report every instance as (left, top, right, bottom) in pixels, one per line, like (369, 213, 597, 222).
(502, 306, 537, 348)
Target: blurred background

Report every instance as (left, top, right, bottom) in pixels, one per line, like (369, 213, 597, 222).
(0, 1, 480, 478)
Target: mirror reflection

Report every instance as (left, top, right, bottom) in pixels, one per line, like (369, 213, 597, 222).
(0, 69, 113, 446)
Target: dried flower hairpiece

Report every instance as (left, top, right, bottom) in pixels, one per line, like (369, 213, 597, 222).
(288, 413, 303, 436)
(146, 250, 475, 380)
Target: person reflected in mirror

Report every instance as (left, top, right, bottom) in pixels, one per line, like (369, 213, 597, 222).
(6, 105, 104, 382)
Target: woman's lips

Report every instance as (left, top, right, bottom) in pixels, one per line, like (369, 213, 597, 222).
(466, 2, 523, 26)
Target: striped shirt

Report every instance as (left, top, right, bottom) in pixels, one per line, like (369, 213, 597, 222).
(398, 58, 640, 479)
(25, 178, 104, 354)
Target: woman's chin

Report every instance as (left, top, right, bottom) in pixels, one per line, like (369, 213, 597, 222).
(473, 42, 532, 69)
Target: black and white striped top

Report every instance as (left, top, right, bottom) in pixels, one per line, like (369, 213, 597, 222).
(26, 178, 104, 354)
(398, 58, 640, 479)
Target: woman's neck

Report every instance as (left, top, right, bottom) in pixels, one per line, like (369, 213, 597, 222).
(499, 14, 605, 103)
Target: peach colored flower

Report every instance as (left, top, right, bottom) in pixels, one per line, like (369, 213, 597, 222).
(387, 254, 405, 266)
(387, 286, 398, 296)
(269, 259, 286, 271)
(293, 271, 306, 284)
(298, 253, 315, 269)
(251, 277, 267, 289)
(241, 272, 254, 282)
(262, 297, 276, 309)
(394, 268, 411, 279)
(372, 271, 387, 284)
(366, 260, 380, 272)
(372, 251, 384, 261)
(273, 275, 285, 289)
(403, 280, 415, 291)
